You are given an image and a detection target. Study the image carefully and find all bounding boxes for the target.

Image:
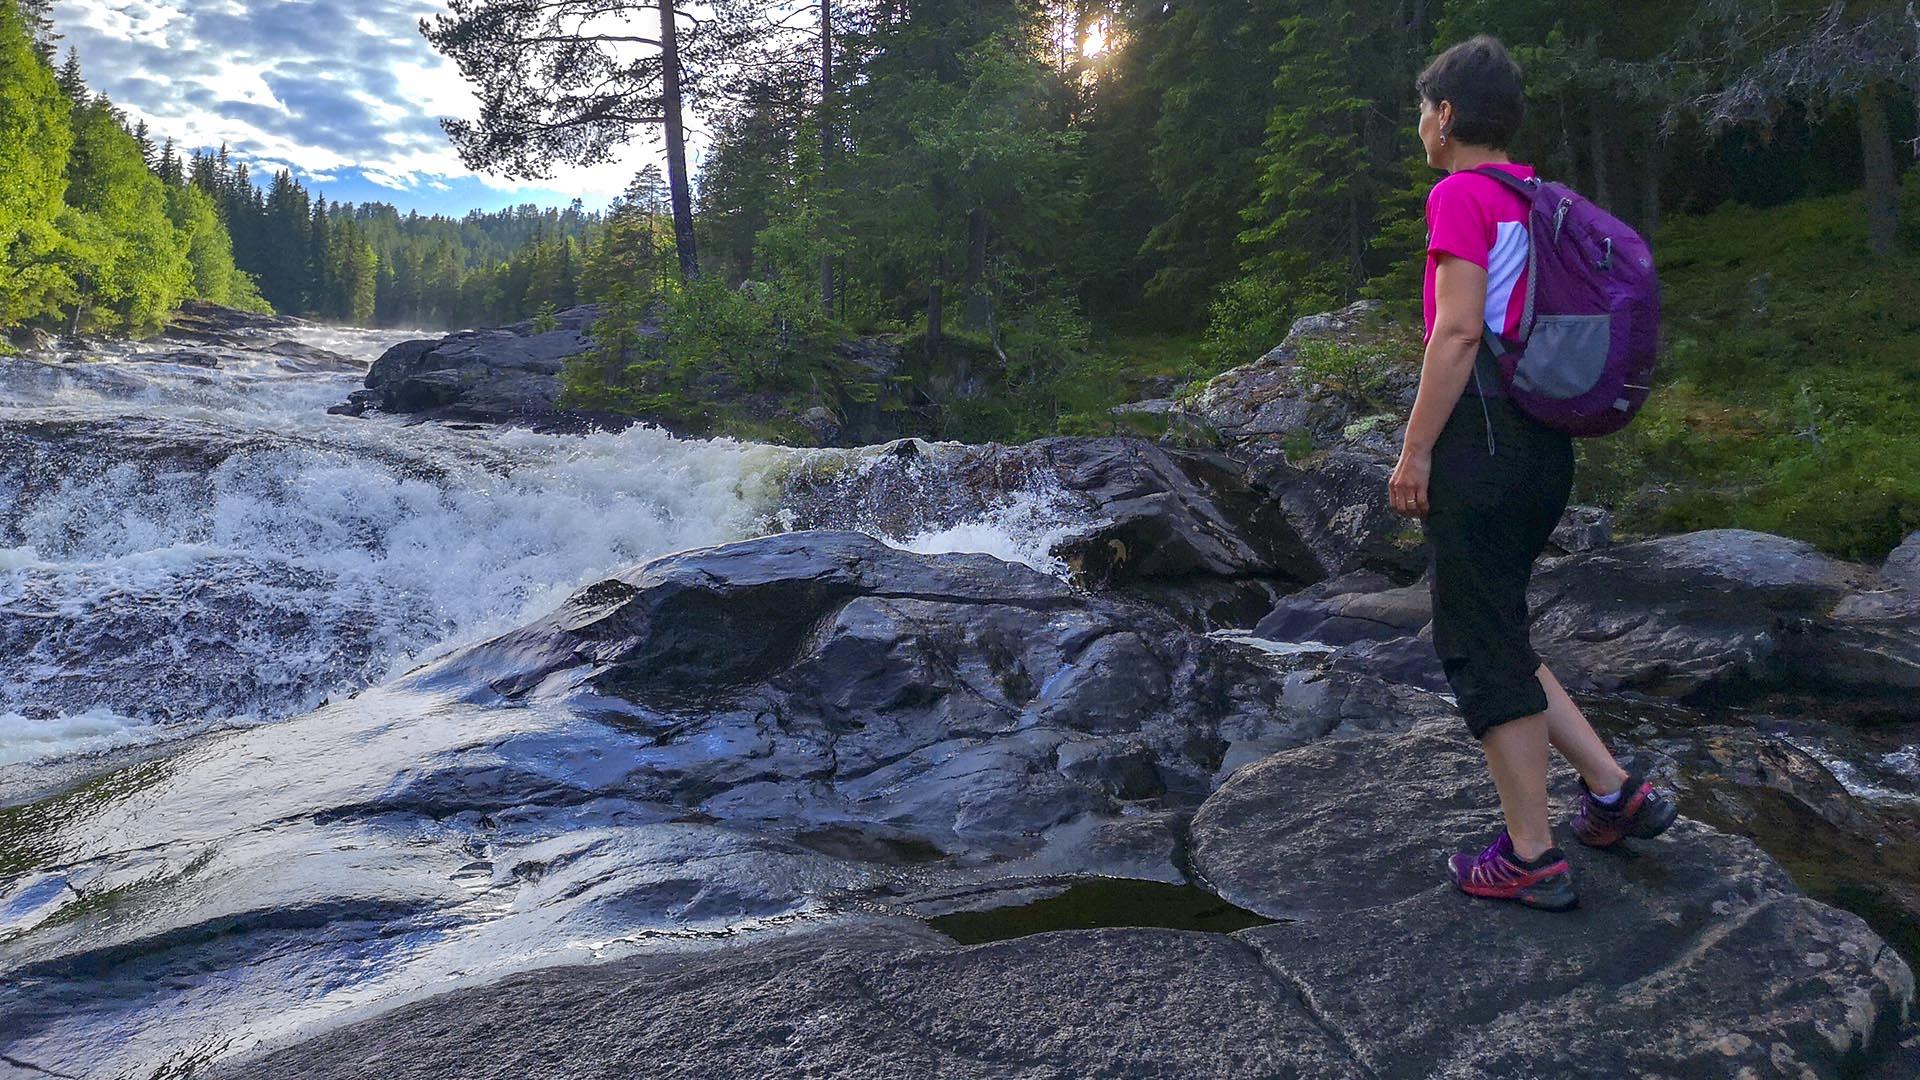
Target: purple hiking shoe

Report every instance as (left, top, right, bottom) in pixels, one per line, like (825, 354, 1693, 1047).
(1570, 765, 1679, 849)
(1447, 830, 1578, 912)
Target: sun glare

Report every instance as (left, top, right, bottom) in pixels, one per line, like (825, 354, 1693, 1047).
(1082, 20, 1108, 57)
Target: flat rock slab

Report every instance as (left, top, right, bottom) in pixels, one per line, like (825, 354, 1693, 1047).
(1192, 724, 1915, 1078)
(216, 920, 1370, 1080)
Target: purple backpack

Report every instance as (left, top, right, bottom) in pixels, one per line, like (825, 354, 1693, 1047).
(1472, 166, 1660, 437)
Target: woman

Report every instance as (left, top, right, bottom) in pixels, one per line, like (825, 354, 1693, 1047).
(1391, 35, 1678, 911)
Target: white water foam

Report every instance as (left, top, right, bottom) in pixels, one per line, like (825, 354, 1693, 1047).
(0, 708, 165, 767)
(0, 325, 1102, 765)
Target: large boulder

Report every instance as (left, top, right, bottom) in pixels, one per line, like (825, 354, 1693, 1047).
(1170, 301, 1611, 585)
(777, 436, 1323, 628)
(164, 301, 309, 347)
(0, 530, 1419, 1078)
(1248, 528, 1920, 716)
(419, 528, 1359, 829)
(351, 305, 609, 426)
(1191, 723, 1914, 1078)
(206, 721, 1918, 1080)
(1528, 529, 1920, 710)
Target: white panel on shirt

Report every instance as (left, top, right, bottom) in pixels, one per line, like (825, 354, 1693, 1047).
(1483, 220, 1528, 335)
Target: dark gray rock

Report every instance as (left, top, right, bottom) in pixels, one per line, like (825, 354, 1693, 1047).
(356, 306, 608, 425)
(1550, 503, 1613, 553)
(1170, 304, 1622, 585)
(266, 338, 362, 371)
(416, 529, 1349, 834)
(1166, 301, 1430, 582)
(1884, 531, 1920, 591)
(1527, 528, 1919, 706)
(213, 920, 1370, 1080)
(777, 436, 1322, 628)
(164, 301, 308, 347)
(1253, 576, 1429, 644)
(1191, 723, 1915, 1079)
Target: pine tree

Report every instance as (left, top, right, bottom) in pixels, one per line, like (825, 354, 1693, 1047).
(18, 0, 57, 62)
(54, 45, 81, 100)
(307, 197, 333, 316)
(131, 118, 153, 168)
(421, 0, 779, 280)
(157, 137, 181, 187)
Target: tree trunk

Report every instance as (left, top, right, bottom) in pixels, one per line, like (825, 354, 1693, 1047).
(1641, 124, 1661, 236)
(926, 277, 944, 359)
(819, 0, 836, 315)
(659, 0, 700, 279)
(1858, 82, 1899, 258)
(1557, 92, 1577, 188)
(963, 208, 990, 332)
(1588, 102, 1611, 209)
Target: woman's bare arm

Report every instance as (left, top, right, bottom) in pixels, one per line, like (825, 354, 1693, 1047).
(1390, 254, 1489, 518)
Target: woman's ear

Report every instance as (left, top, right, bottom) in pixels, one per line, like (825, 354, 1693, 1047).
(1438, 100, 1455, 139)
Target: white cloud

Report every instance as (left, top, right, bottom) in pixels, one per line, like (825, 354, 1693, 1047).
(51, 0, 679, 205)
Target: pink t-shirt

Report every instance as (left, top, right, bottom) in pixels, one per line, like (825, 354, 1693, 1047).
(1422, 162, 1535, 342)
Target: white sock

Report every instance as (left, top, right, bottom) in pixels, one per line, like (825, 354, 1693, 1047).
(1592, 783, 1625, 806)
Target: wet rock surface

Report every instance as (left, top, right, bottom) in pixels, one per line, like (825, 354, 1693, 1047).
(1528, 529, 1920, 710)
(1192, 724, 1915, 1078)
(0, 530, 1404, 1077)
(778, 435, 1321, 628)
(208, 721, 1916, 1080)
(1248, 527, 1920, 717)
(215, 920, 1366, 1080)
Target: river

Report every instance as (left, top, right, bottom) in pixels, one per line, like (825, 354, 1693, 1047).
(0, 321, 1089, 770)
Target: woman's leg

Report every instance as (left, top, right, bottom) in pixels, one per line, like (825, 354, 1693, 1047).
(1480, 665, 1635, 862)
(1537, 663, 1630, 797)
(1478, 711, 1555, 861)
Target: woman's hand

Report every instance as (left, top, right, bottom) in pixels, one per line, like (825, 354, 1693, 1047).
(1389, 443, 1432, 519)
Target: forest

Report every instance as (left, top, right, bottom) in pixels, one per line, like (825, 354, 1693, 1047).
(0, 0, 593, 333)
(3, 0, 1918, 554)
(431, 0, 1916, 557)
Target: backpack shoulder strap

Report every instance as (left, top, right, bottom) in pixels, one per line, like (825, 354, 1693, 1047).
(1469, 165, 1537, 199)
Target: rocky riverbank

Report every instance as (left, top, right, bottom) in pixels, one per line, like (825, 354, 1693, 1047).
(2, 303, 1917, 1077)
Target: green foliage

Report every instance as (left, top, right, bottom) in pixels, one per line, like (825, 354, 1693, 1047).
(1202, 273, 1295, 371)
(61, 94, 194, 334)
(531, 302, 558, 334)
(0, 0, 72, 327)
(1579, 194, 1920, 557)
(1291, 337, 1402, 405)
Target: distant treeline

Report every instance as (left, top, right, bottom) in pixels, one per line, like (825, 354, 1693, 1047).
(0, 0, 595, 336)
(178, 148, 598, 329)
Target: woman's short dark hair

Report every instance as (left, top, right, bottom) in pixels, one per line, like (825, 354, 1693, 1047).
(1416, 36, 1525, 149)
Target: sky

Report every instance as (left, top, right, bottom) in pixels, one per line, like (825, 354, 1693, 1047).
(51, 0, 685, 215)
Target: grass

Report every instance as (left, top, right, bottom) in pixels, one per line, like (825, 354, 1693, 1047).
(1576, 192, 1920, 559)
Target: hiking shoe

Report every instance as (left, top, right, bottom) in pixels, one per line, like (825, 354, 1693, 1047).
(1570, 766, 1679, 849)
(1447, 830, 1578, 911)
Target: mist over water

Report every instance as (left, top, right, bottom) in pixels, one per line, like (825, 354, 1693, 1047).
(0, 325, 1091, 767)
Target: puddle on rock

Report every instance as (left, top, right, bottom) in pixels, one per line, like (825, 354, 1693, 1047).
(927, 878, 1273, 945)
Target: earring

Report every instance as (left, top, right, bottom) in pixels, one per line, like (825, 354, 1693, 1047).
(1440, 133, 1448, 146)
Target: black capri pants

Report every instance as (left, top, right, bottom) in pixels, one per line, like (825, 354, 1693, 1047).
(1426, 347, 1574, 739)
